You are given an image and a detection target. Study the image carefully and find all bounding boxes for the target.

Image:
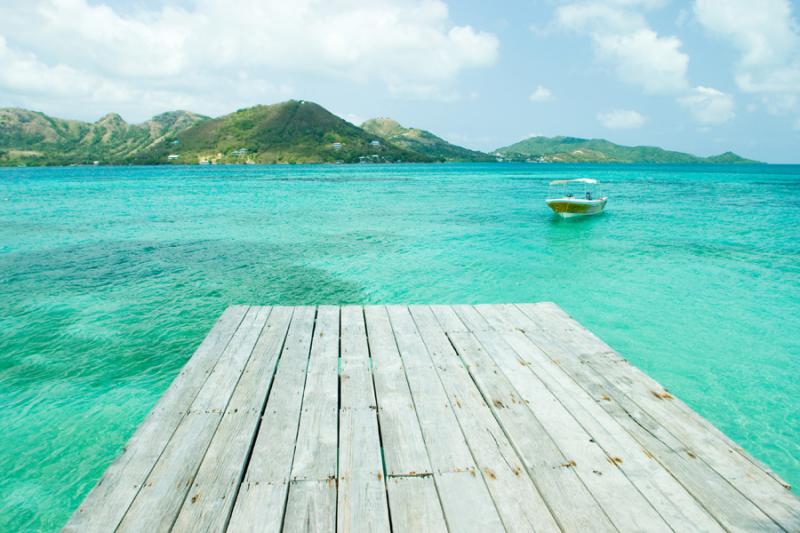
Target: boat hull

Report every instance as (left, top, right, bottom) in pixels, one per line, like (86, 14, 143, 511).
(546, 198, 607, 218)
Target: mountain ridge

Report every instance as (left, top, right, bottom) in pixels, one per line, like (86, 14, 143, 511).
(0, 103, 762, 166)
(0, 108, 208, 165)
(361, 117, 494, 162)
(495, 135, 760, 164)
(133, 100, 432, 164)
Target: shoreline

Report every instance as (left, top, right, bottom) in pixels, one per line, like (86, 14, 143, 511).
(0, 160, 774, 169)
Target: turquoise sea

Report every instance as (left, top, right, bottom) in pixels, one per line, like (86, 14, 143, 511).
(1, 163, 798, 530)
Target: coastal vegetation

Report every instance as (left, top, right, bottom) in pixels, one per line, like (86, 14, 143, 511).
(133, 101, 432, 165)
(361, 117, 495, 162)
(0, 108, 207, 166)
(495, 136, 759, 164)
(0, 101, 760, 166)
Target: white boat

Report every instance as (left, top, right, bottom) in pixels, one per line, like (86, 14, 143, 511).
(546, 178, 607, 218)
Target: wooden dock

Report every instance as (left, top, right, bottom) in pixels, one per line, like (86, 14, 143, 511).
(64, 303, 800, 532)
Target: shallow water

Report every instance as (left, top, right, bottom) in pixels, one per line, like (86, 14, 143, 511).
(1, 163, 798, 530)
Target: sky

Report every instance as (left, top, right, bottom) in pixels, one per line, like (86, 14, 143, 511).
(0, 0, 798, 162)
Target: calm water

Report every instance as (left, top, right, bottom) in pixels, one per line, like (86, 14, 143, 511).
(1, 163, 798, 530)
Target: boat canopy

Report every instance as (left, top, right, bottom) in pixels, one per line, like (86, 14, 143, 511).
(549, 178, 598, 185)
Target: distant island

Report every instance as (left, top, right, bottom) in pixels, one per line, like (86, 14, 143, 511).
(494, 137, 759, 164)
(0, 100, 760, 166)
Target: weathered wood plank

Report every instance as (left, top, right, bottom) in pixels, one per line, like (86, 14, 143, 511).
(385, 305, 477, 473)
(227, 482, 287, 533)
(450, 304, 493, 333)
(283, 306, 339, 532)
(428, 304, 469, 333)
(413, 305, 560, 533)
(486, 303, 725, 532)
(117, 306, 271, 532)
(435, 471, 505, 533)
(520, 302, 800, 531)
(171, 306, 293, 533)
(386, 476, 447, 533)
(67, 303, 800, 533)
(291, 305, 339, 482)
(283, 479, 336, 533)
(340, 305, 377, 410)
(527, 302, 791, 489)
(364, 305, 432, 477)
(470, 306, 671, 532)
(526, 302, 791, 486)
(337, 406, 391, 533)
(448, 306, 616, 532)
(513, 303, 787, 532)
(227, 306, 316, 532)
(63, 305, 249, 533)
(337, 305, 391, 533)
(365, 305, 405, 373)
(386, 305, 505, 532)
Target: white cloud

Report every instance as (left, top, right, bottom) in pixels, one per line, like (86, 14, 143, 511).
(556, 2, 688, 94)
(558, 3, 647, 35)
(0, 32, 293, 119)
(678, 86, 735, 124)
(556, 2, 744, 127)
(597, 109, 646, 129)
(595, 30, 688, 94)
(0, 0, 498, 120)
(694, 0, 796, 70)
(529, 85, 553, 102)
(694, 0, 800, 113)
(0, 36, 96, 97)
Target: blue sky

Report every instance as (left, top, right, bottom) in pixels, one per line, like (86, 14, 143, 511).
(0, 0, 798, 162)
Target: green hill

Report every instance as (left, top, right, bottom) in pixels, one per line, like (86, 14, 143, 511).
(0, 108, 207, 165)
(1, 104, 762, 166)
(136, 101, 433, 165)
(495, 136, 760, 164)
(704, 151, 758, 164)
(361, 117, 493, 162)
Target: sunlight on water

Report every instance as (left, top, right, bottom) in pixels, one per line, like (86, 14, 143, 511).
(1, 163, 798, 530)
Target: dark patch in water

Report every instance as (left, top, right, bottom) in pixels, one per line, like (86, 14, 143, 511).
(0, 238, 370, 388)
